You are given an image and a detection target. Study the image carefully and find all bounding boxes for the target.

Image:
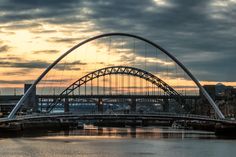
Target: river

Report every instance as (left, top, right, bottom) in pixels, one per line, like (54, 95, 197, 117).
(0, 127, 236, 157)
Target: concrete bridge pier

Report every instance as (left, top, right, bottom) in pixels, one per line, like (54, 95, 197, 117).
(24, 84, 38, 112)
(64, 98, 69, 112)
(194, 98, 197, 114)
(97, 98, 103, 113)
(130, 98, 136, 113)
(163, 99, 169, 112)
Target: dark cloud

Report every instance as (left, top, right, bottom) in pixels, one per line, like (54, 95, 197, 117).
(0, 0, 235, 82)
(96, 62, 105, 65)
(0, 60, 50, 69)
(83, 0, 236, 82)
(54, 60, 85, 71)
(66, 60, 87, 66)
(0, 45, 11, 53)
(33, 50, 59, 54)
(1, 23, 42, 30)
(0, 80, 28, 85)
(0, 58, 85, 71)
(30, 29, 57, 34)
(0, 0, 84, 24)
(47, 37, 84, 44)
(0, 55, 23, 61)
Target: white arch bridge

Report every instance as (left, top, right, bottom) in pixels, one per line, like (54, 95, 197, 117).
(5, 33, 226, 121)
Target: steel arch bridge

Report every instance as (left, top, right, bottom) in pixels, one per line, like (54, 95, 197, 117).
(46, 66, 182, 112)
(7, 33, 225, 119)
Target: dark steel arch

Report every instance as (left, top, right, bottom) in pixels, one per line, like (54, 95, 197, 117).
(8, 33, 225, 119)
(46, 66, 181, 112)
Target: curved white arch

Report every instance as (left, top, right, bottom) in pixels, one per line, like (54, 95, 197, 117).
(8, 33, 225, 119)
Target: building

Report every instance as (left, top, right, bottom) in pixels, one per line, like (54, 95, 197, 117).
(203, 83, 236, 118)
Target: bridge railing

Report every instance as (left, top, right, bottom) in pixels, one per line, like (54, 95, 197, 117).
(13, 111, 213, 121)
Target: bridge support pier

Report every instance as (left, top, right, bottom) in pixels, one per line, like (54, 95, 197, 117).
(24, 84, 38, 112)
(130, 98, 136, 113)
(163, 99, 169, 112)
(64, 98, 69, 113)
(97, 98, 103, 113)
(194, 99, 197, 114)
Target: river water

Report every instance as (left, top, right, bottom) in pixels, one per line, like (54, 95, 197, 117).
(0, 127, 236, 157)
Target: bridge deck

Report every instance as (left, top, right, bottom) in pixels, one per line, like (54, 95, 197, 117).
(0, 113, 234, 124)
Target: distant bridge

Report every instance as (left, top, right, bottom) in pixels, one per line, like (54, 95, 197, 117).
(45, 66, 185, 112)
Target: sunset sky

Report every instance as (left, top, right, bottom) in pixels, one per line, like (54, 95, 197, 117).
(0, 0, 236, 94)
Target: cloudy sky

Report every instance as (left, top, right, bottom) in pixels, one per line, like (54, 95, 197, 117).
(0, 0, 236, 93)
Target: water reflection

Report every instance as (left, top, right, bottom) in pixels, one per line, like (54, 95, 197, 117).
(1, 127, 236, 157)
(0, 126, 216, 139)
(51, 127, 216, 139)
